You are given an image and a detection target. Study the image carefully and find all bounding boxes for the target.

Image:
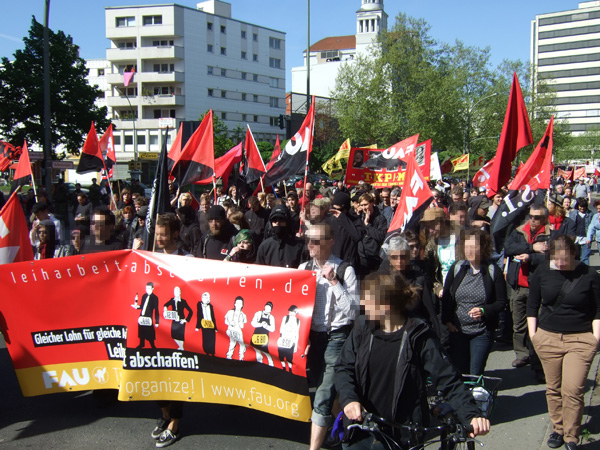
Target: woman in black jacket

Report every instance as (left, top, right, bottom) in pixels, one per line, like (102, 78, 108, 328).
(442, 228, 506, 376)
(335, 272, 489, 449)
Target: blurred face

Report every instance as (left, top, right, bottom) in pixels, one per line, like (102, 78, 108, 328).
(578, 203, 587, 213)
(449, 210, 467, 227)
(463, 192, 470, 202)
(306, 228, 333, 260)
(452, 193, 462, 203)
(426, 220, 442, 238)
(563, 198, 571, 209)
(596, 204, 600, 214)
(529, 208, 547, 233)
(123, 210, 133, 221)
(408, 240, 420, 260)
(381, 192, 391, 207)
(493, 194, 503, 206)
(78, 195, 86, 205)
(390, 195, 399, 208)
(552, 248, 575, 271)
(209, 218, 223, 235)
(565, 187, 572, 197)
(123, 192, 131, 203)
(38, 225, 49, 243)
(362, 285, 390, 322)
(239, 239, 252, 250)
(464, 236, 481, 266)
(389, 250, 410, 272)
(556, 185, 565, 194)
(287, 197, 298, 209)
(200, 201, 210, 213)
(181, 195, 192, 206)
(155, 224, 172, 249)
(360, 199, 374, 215)
(91, 213, 114, 242)
(305, 183, 314, 197)
(71, 231, 81, 250)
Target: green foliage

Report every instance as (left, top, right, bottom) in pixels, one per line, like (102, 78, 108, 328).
(0, 17, 110, 157)
(199, 111, 233, 158)
(256, 141, 273, 165)
(332, 12, 569, 165)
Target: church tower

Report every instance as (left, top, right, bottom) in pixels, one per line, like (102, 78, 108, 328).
(355, 0, 388, 56)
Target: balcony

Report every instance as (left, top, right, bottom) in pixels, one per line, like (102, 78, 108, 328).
(141, 94, 185, 106)
(106, 47, 138, 61)
(138, 45, 184, 60)
(105, 71, 184, 86)
(106, 96, 140, 108)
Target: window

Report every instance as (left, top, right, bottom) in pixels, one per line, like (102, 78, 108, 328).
(125, 135, 133, 145)
(241, 51, 247, 59)
(98, 69, 105, 76)
(150, 135, 159, 146)
(242, 114, 247, 121)
(253, 74, 258, 82)
(137, 134, 146, 145)
(270, 97, 278, 108)
(253, 54, 258, 62)
(221, 25, 226, 34)
(253, 33, 258, 42)
(269, 77, 278, 88)
(207, 44, 213, 53)
(269, 37, 281, 49)
(207, 22, 213, 31)
(270, 117, 278, 126)
(221, 90, 227, 98)
(253, 94, 258, 103)
(207, 66, 213, 75)
(269, 57, 281, 69)
(221, 112, 227, 120)
(221, 68, 226, 77)
(221, 47, 227, 55)
(208, 89, 214, 97)
(152, 39, 173, 47)
(241, 93, 247, 101)
(241, 72, 247, 80)
(153, 63, 174, 73)
(321, 50, 340, 59)
(113, 136, 121, 146)
(121, 87, 137, 96)
(117, 41, 136, 49)
(153, 87, 173, 95)
(254, 115, 258, 122)
(241, 30, 247, 39)
(142, 15, 162, 26)
(116, 16, 135, 27)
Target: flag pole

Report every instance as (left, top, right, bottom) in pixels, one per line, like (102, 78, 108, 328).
(213, 176, 217, 204)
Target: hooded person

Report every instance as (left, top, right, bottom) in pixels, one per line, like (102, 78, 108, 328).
(200, 205, 235, 260)
(225, 228, 257, 264)
(176, 205, 202, 256)
(324, 191, 364, 270)
(256, 204, 306, 268)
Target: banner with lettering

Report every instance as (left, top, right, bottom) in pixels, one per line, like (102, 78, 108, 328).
(0, 250, 316, 421)
(345, 137, 430, 188)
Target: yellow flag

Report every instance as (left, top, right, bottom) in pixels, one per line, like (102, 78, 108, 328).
(322, 139, 352, 177)
(451, 154, 470, 172)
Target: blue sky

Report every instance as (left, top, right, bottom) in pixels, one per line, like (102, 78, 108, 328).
(0, 0, 581, 91)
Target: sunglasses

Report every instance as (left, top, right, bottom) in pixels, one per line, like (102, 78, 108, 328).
(529, 214, 545, 220)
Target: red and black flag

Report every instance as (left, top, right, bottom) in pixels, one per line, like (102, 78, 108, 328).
(266, 135, 282, 171)
(262, 99, 315, 186)
(145, 128, 173, 251)
(241, 125, 266, 184)
(99, 124, 116, 178)
(490, 117, 554, 249)
(0, 191, 34, 264)
(170, 111, 214, 187)
(194, 142, 243, 189)
(76, 122, 105, 174)
(11, 141, 33, 191)
(0, 141, 22, 173)
(387, 153, 434, 235)
(486, 72, 533, 197)
(167, 123, 184, 174)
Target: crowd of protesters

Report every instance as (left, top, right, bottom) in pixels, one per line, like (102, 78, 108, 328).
(15, 172, 600, 450)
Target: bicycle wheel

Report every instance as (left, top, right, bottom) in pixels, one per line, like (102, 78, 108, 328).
(439, 434, 475, 450)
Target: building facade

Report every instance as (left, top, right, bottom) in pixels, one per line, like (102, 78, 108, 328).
(291, 0, 387, 101)
(531, 1, 600, 134)
(104, 0, 285, 175)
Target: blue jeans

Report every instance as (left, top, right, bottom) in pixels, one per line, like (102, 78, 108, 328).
(580, 243, 591, 265)
(308, 328, 350, 427)
(449, 329, 494, 375)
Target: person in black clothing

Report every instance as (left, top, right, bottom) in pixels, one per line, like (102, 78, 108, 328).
(245, 196, 270, 246)
(357, 193, 387, 276)
(176, 206, 202, 256)
(286, 191, 301, 235)
(80, 208, 125, 254)
(224, 229, 256, 264)
(334, 272, 490, 449)
(326, 191, 363, 270)
(528, 235, 600, 450)
(256, 205, 305, 268)
(200, 205, 234, 260)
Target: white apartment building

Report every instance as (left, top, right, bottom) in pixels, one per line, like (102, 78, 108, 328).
(104, 0, 286, 168)
(531, 1, 600, 134)
(291, 0, 387, 100)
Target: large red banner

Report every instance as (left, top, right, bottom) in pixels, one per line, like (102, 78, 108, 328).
(345, 137, 430, 188)
(0, 250, 316, 421)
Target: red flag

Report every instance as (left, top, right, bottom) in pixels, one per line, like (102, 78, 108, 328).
(242, 126, 266, 183)
(486, 73, 533, 196)
(12, 141, 33, 188)
(472, 157, 495, 190)
(0, 141, 22, 172)
(509, 117, 553, 191)
(387, 153, 434, 234)
(99, 124, 116, 178)
(574, 167, 586, 181)
(595, 167, 600, 177)
(76, 122, 105, 174)
(195, 142, 243, 187)
(263, 99, 315, 186)
(557, 168, 572, 181)
(440, 157, 453, 175)
(266, 135, 282, 171)
(123, 69, 135, 87)
(0, 191, 34, 264)
(170, 111, 215, 187)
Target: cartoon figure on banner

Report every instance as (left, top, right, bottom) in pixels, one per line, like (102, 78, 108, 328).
(163, 286, 193, 351)
(132, 282, 160, 349)
(278, 305, 300, 372)
(195, 292, 218, 356)
(251, 302, 276, 366)
(225, 296, 247, 360)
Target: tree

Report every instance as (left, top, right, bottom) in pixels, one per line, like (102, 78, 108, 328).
(0, 17, 110, 157)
